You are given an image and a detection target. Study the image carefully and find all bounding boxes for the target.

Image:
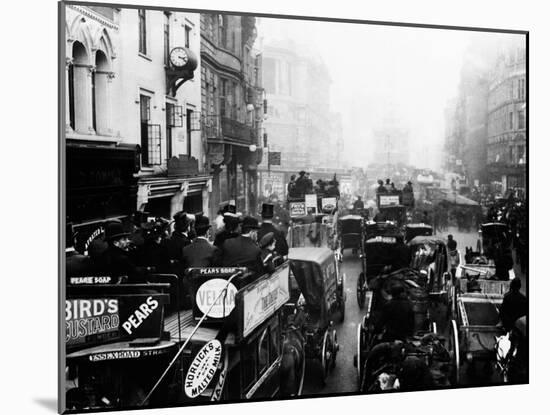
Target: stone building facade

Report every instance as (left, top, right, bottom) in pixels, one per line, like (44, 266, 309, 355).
(260, 41, 341, 200)
(486, 42, 527, 194)
(200, 13, 263, 217)
(64, 4, 208, 238)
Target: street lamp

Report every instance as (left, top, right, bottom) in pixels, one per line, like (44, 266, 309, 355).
(249, 144, 257, 153)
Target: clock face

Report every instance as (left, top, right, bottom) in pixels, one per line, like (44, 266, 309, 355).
(170, 47, 188, 68)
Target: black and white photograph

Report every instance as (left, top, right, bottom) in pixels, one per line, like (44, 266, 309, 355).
(59, 1, 528, 413)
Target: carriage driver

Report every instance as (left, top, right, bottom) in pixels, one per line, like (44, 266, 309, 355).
(374, 284, 415, 342)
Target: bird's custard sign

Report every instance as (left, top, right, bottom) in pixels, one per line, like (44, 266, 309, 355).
(66, 299, 120, 346)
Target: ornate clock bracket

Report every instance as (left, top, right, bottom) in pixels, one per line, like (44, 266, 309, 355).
(165, 47, 198, 96)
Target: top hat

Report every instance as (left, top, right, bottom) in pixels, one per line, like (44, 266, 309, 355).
(261, 203, 274, 218)
(104, 221, 131, 241)
(259, 232, 275, 249)
(241, 216, 260, 232)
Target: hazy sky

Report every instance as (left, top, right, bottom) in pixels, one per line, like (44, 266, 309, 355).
(256, 17, 520, 170)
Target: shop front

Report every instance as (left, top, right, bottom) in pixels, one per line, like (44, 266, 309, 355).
(137, 155, 212, 219)
(66, 141, 140, 253)
(207, 143, 261, 217)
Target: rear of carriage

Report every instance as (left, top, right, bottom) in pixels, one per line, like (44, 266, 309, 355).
(288, 247, 346, 384)
(338, 214, 365, 255)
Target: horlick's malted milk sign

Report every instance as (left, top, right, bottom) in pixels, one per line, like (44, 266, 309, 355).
(185, 340, 223, 398)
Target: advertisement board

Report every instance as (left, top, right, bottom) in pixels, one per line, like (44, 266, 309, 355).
(378, 194, 400, 206)
(289, 201, 306, 217)
(240, 265, 290, 338)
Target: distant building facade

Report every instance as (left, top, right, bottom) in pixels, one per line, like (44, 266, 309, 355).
(486, 43, 526, 193)
(260, 41, 341, 200)
(444, 36, 526, 194)
(200, 13, 263, 216)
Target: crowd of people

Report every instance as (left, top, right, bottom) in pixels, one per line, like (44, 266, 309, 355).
(375, 178, 414, 196)
(287, 171, 340, 199)
(66, 202, 290, 306)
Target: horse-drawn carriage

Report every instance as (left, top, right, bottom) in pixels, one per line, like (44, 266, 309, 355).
(287, 247, 346, 385)
(338, 214, 365, 255)
(375, 194, 408, 228)
(353, 267, 452, 392)
(64, 262, 304, 410)
(408, 235, 453, 302)
(446, 254, 513, 385)
(356, 222, 409, 309)
(404, 223, 433, 244)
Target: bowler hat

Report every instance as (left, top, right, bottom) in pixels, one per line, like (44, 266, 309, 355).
(195, 214, 211, 231)
(223, 212, 240, 225)
(261, 203, 274, 218)
(173, 211, 190, 225)
(104, 221, 130, 241)
(259, 232, 275, 249)
(241, 216, 260, 232)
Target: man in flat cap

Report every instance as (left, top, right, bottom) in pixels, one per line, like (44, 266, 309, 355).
(257, 203, 289, 257)
(259, 232, 277, 273)
(221, 216, 264, 276)
(182, 214, 221, 268)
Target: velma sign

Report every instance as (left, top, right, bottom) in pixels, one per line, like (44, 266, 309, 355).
(185, 340, 223, 398)
(196, 278, 238, 318)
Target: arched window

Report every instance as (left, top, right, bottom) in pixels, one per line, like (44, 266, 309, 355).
(69, 41, 90, 133)
(93, 50, 111, 135)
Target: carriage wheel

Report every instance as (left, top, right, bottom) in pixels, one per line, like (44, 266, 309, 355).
(356, 323, 364, 382)
(321, 330, 334, 385)
(296, 351, 306, 396)
(339, 297, 346, 323)
(331, 330, 338, 370)
(357, 272, 366, 309)
(449, 319, 460, 385)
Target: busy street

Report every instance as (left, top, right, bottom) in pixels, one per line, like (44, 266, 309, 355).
(61, 4, 527, 413)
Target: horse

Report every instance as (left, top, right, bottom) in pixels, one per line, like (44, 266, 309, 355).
(279, 311, 306, 396)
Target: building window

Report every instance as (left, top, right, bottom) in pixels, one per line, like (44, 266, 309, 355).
(186, 108, 193, 155)
(185, 25, 191, 48)
(518, 109, 525, 129)
(220, 78, 227, 118)
(219, 15, 227, 49)
(138, 9, 147, 54)
(164, 13, 170, 65)
(509, 146, 514, 164)
(165, 103, 182, 159)
(140, 95, 161, 166)
(509, 111, 514, 130)
(91, 69, 96, 131)
(68, 63, 75, 130)
(518, 78, 525, 100)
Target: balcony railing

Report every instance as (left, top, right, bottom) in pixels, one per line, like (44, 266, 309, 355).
(203, 114, 256, 145)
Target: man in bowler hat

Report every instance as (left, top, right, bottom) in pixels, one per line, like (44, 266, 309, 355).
(221, 216, 264, 276)
(257, 203, 289, 256)
(166, 211, 191, 261)
(182, 214, 221, 268)
(96, 221, 145, 283)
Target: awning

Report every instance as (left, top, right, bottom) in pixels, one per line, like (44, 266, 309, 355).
(138, 175, 212, 199)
